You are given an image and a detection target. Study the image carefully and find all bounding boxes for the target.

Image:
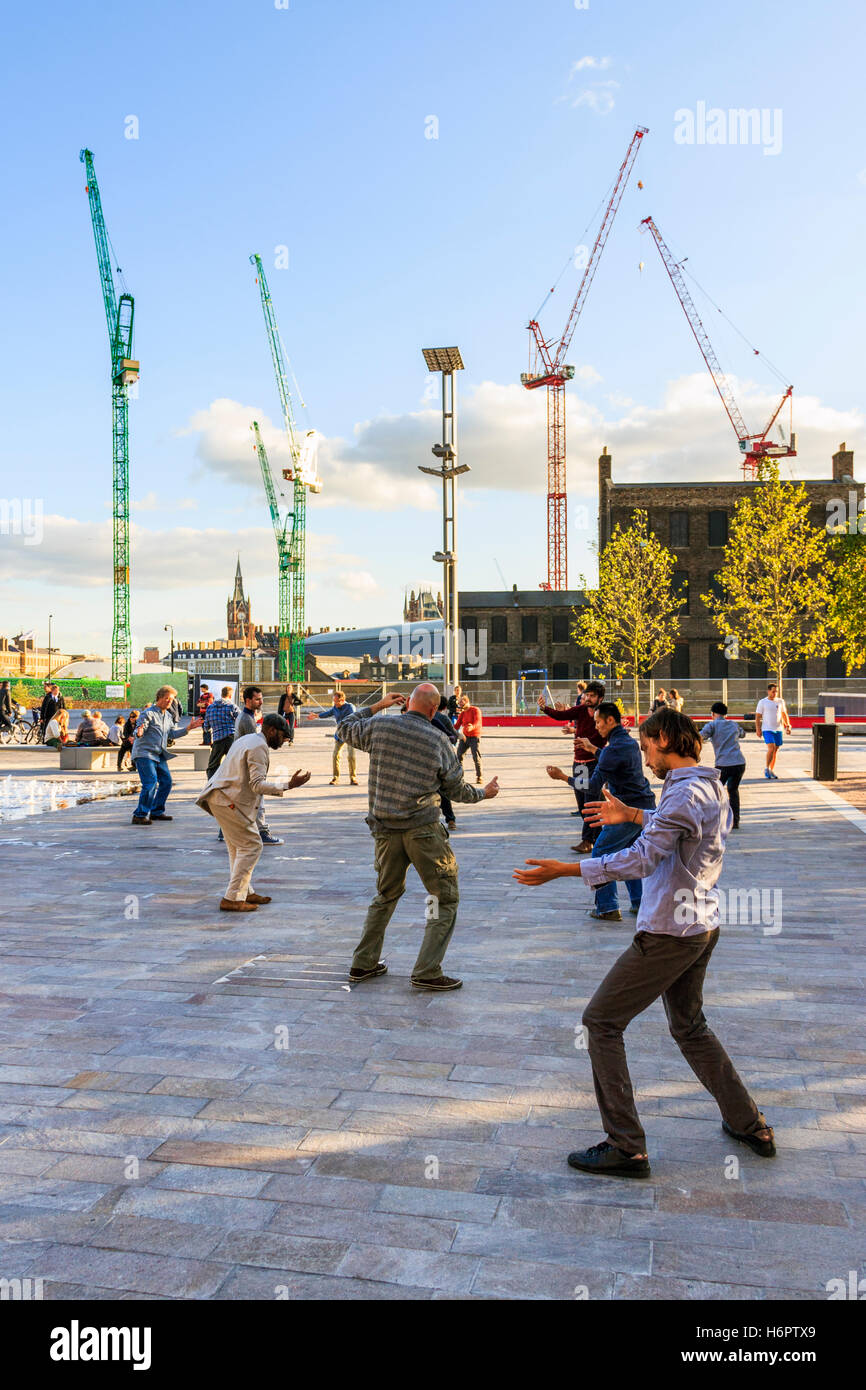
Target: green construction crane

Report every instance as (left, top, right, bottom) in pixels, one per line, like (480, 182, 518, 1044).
(249, 253, 320, 683)
(80, 149, 138, 685)
(250, 421, 292, 678)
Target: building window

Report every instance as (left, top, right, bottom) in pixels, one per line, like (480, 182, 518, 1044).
(521, 615, 538, 643)
(552, 615, 570, 644)
(747, 654, 767, 680)
(826, 652, 846, 679)
(673, 570, 689, 615)
(707, 571, 726, 604)
(708, 510, 728, 547)
(552, 662, 569, 681)
(491, 615, 508, 645)
(785, 658, 806, 679)
(708, 643, 729, 679)
(491, 663, 508, 680)
(462, 615, 478, 635)
(670, 511, 690, 548)
(670, 643, 690, 679)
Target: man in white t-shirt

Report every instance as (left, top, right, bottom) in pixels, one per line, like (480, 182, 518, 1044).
(755, 683, 792, 780)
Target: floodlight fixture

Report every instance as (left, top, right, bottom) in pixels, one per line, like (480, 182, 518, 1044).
(422, 347, 465, 373)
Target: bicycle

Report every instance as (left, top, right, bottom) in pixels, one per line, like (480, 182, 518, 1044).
(10, 717, 42, 744)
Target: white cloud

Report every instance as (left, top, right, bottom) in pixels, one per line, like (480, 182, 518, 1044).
(571, 81, 620, 116)
(131, 491, 197, 513)
(570, 56, 611, 74)
(179, 397, 437, 512)
(178, 379, 864, 509)
(574, 364, 603, 385)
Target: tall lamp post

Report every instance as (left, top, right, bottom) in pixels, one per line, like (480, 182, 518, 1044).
(164, 623, 175, 673)
(47, 614, 53, 680)
(419, 347, 468, 691)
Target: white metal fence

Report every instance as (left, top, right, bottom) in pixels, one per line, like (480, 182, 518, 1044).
(266, 676, 866, 718)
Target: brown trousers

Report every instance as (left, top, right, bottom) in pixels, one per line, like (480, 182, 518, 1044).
(582, 930, 760, 1155)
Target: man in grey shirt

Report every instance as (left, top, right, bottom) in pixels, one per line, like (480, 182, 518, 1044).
(699, 700, 746, 830)
(232, 686, 282, 846)
(338, 683, 499, 991)
(514, 706, 774, 1179)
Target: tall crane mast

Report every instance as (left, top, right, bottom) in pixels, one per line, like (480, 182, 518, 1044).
(640, 215, 796, 479)
(80, 149, 138, 684)
(522, 127, 647, 590)
(249, 254, 320, 682)
(250, 421, 292, 678)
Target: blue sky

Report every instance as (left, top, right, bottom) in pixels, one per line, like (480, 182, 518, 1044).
(1, 0, 864, 656)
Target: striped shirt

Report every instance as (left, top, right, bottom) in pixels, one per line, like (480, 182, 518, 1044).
(338, 707, 485, 834)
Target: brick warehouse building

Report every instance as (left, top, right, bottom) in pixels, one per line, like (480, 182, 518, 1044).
(459, 587, 592, 683)
(598, 442, 864, 682)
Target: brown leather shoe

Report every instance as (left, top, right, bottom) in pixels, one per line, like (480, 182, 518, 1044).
(571, 840, 593, 853)
(219, 898, 257, 912)
(246, 893, 272, 905)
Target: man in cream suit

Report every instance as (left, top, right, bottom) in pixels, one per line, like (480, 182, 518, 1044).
(197, 713, 310, 912)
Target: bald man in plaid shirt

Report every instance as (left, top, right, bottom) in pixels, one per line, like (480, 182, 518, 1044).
(337, 683, 500, 991)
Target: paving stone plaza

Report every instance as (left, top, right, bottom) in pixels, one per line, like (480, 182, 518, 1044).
(0, 727, 864, 1302)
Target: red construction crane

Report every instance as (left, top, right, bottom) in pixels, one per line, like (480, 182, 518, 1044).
(640, 215, 796, 479)
(522, 126, 648, 590)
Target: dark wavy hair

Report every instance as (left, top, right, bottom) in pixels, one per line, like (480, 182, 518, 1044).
(640, 706, 702, 759)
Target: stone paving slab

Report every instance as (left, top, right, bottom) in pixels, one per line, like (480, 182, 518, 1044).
(0, 729, 864, 1299)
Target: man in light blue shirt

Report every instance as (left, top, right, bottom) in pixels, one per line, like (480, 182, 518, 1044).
(306, 690, 358, 785)
(699, 700, 746, 830)
(131, 685, 202, 825)
(514, 706, 773, 1180)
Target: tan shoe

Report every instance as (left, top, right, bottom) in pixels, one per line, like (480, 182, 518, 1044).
(219, 897, 257, 912)
(246, 892, 272, 905)
(350, 777, 359, 785)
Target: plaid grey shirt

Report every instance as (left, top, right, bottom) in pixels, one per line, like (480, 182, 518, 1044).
(338, 707, 485, 834)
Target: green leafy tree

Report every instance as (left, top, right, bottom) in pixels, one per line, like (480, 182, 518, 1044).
(828, 531, 866, 673)
(700, 465, 832, 696)
(573, 510, 684, 721)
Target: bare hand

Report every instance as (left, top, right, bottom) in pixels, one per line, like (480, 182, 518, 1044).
(513, 858, 575, 886)
(483, 776, 500, 799)
(188, 717, 203, 729)
(374, 693, 406, 712)
(546, 764, 569, 783)
(288, 769, 311, 789)
(583, 787, 633, 827)
(575, 736, 596, 752)
(134, 726, 144, 739)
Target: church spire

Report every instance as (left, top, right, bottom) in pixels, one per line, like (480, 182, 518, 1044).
(232, 555, 245, 603)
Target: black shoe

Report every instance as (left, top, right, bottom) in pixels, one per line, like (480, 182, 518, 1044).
(410, 975, 462, 992)
(348, 962, 388, 982)
(567, 1141, 651, 1179)
(722, 1114, 776, 1158)
(150, 813, 173, 821)
(588, 908, 622, 921)
(131, 814, 151, 826)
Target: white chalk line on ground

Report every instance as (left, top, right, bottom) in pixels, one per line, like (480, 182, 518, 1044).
(784, 770, 866, 835)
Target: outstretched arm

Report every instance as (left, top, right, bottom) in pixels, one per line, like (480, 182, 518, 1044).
(514, 858, 581, 886)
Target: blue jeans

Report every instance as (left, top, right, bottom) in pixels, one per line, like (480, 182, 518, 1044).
(134, 756, 172, 818)
(592, 821, 643, 914)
